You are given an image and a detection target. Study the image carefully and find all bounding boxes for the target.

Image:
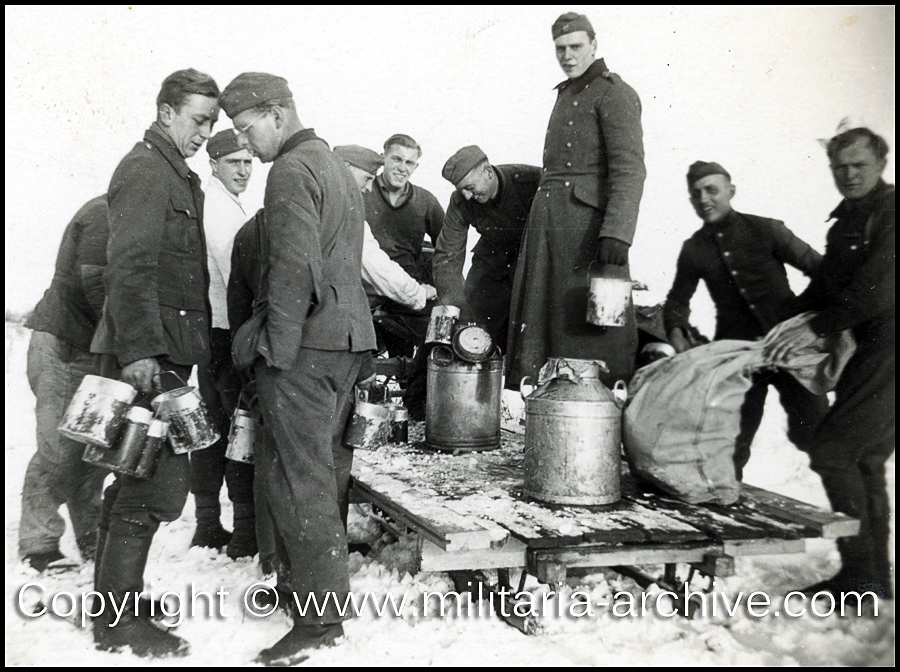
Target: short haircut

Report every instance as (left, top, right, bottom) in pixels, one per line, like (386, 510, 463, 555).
(384, 133, 422, 159)
(827, 127, 890, 162)
(156, 69, 219, 112)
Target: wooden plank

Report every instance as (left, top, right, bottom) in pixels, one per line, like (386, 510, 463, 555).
(419, 537, 527, 573)
(530, 541, 720, 570)
(739, 484, 860, 539)
(723, 538, 805, 557)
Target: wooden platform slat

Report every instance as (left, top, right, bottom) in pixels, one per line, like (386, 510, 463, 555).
(739, 484, 860, 539)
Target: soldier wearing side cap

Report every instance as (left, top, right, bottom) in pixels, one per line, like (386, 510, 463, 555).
(188, 130, 257, 558)
(663, 160, 829, 479)
(220, 72, 375, 665)
(507, 12, 646, 390)
(434, 145, 540, 349)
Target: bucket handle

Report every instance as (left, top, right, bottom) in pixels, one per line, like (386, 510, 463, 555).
(519, 376, 535, 401)
(154, 369, 189, 391)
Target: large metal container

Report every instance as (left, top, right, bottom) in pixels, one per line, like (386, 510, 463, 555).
(426, 346, 502, 452)
(520, 357, 626, 505)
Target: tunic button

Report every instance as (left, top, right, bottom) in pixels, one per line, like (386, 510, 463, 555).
(723, 251, 731, 257)
(566, 142, 572, 148)
(179, 310, 187, 316)
(749, 304, 756, 310)
(731, 270, 738, 276)
(849, 244, 858, 250)
(566, 162, 572, 168)
(716, 232, 723, 238)
(573, 101, 579, 107)
(567, 121, 574, 126)
(564, 181, 570, 187)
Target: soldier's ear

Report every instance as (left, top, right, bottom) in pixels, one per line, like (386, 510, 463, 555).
(158, 103, 175, 127)
(271, 106, 285, 129)
(729, 183, 736, 200)
(209, 159, 218, 177)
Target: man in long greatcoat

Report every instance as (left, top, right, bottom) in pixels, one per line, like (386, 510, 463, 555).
(507, 12, 646, 389)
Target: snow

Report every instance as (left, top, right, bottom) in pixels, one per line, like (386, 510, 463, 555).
(4, 322, 894, 666)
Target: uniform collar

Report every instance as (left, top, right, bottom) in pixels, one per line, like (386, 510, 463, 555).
(701, 208, 739, 236)
(555, 58, 608, 92)
(276, 128, 321, 159)
(829, 179, 887, 221)
(145, 125, 191, 178)
(376, 172, 413, 207)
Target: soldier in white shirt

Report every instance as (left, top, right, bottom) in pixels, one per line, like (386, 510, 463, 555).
(190, 130, 257, 558)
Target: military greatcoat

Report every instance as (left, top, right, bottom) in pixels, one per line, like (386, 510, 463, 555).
(507, 58, 646, 388)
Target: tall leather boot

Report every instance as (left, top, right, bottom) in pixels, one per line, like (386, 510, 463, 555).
(226, 501, 258, 560)
(191, 496, 231, 549)
(93, 533, 190, 657)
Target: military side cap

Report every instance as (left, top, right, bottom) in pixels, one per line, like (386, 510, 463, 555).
(552, 12, 594, 39)
(687, 161, 731, 188)
(334, 145, 383, 175)
(207, 129, 245, 160)
(219, 72, 292, 119)
(442, 145, 488, 186)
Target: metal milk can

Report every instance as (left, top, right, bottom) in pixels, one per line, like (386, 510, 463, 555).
(520, 357, 627, 505)
(425, 345, 502, 452)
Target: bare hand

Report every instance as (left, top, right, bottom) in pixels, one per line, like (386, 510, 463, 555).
(668, 328, 692, 354)
(597, 237, 629, 266)
(423, 284, 438, 302)
(121, 357, 160, 393)
(763, 322, 819, 365)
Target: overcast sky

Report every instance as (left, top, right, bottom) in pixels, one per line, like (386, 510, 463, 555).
(5, 5, 895, 330)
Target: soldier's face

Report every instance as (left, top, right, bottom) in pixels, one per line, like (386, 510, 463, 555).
(232, 108, 278, 163)
(347, 164, 376, 193)
(383, 145, 419, 190)
(161, 94, 219, 158)
(830, 140, 886, 201)
(689, 175, 735, 225)
(554, 32, 597, 79)
(211, 149, 254, 196)
(458, 163, 494, 204)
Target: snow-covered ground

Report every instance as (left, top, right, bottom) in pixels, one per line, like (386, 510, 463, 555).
(4, 322, 894, 666)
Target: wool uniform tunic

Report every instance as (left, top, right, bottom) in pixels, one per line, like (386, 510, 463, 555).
(507, 58, 646, 389)
(433, 164, 540, 344)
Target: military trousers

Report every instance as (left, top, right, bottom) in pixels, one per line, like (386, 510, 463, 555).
(734, 369, 831, 479)
(465, 259, 514, 352)
(190, 328, 254, 508)
(255, 348, 364, 624)
(807, 338, 895, 596)
(20, 330, 107, 558)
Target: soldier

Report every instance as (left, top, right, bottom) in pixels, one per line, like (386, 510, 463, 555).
(434, 145, 540, 349)
(766, 124, 894, 601)
(334, 144, 437, 311)
(90, 68, 220, 657)
(220, 72, 375, 665)
(189, 130, 257, 558)
(19, 196, 109, 573)
(507, 12, 646, 390)
(664, 161, 829, 478)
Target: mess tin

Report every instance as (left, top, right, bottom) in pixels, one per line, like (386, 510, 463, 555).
(59, 375, 138, 448)
(425, 305, 460, 345)
(151, 372, 219, 454)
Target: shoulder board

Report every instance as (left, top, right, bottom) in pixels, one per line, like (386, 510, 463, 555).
(601, 71, 621, 84)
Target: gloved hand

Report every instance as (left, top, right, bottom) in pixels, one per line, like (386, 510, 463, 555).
(121, 357, 160, 393)
(596, 237, 629, 266)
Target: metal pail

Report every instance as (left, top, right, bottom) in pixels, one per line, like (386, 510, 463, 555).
(59, 375, 138, 448)
(425, 346, 502, 452)
(425, 305, 460, 345)
(521, 358, 625, 505)
(82, 406, 153, 476)
(226, 408, 258, 464)
(586, 276, 632, 327)
(152, 386, 219, 454)
(342, 396, 392, 450)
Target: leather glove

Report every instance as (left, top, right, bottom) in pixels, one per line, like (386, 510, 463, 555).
(597, 237, 629, 266)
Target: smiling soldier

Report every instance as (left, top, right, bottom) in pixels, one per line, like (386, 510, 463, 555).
(90, 68, 220, 658)
(663, 161, 829, 479)
(187, 130, 257, 559)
